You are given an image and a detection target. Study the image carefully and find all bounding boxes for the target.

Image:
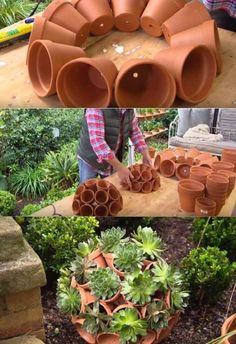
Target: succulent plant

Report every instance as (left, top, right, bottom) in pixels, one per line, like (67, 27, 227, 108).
(110, 308, 148, 344)
(79, 301, 111, 335)
(57, 287, 81, 315)
(132, 226, 163, 259)
(70, 256, 96, 284)
(122, 269, 157, 305)
(170, 289, 189, 311)
(77, 238, 98, 257)
(146, 300, 170, 330)
(99, 227, 128, 253)
(89, 268, 120, 300)
(114, 242, 144, 272)
(152, 260, 183, 292)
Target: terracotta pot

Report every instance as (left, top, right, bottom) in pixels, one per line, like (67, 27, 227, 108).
(72, 199, 80, 215)
(113, 303, 140, 315)
(195, 197, 216, 217)
(154, 44, 216, 104)
(185, 157, 195, 166)
(115, 58, 176, 107)
(218, 170, 236, 194)
(162, 0, 211, 44)
(121, 181, 130, 190)
(141, 170, 153, 182)
(72, 0, 114, 36)
(71, 274, 90, 292)
(178, 179, 205, 212)
(221, 313, 236, 344)
(206, 174, 229, 193)
(28, 40, 86, 97)
(187, 148, 200, 159)
(130, 169, 142, 181)
(199, 156, 218, 169)
(109, 201, 121, 216)
(157, 312, 180, 342)
(95, 189, 109, 204)
(222, 149, 236, 172)
(102, 252, 125, 278)
(81, 189, 95, 203)
(94, 204, 109, 216)
(141, 0, 185, 37)
(97, 333, 120, 344)
(142, 181, 153, 193)
(97, 179, 110, 190)
(80, 204, 94, 216)
(151, 168, 158, 179)
(111, 0, 147, 32)
(84, 179, 98, 192)
(104, 288, 121, 304)
(43, 0, 90, 46)
(152, 178, 161, 191)
(57, 57, 118, 107)
(77, 285, 97, 312)
(170, 20, 222, 75)
(74, 318, 96, 344)
(131, 181, 143, 193)
(75, 184, 86, 198)
(212, 161, 235, 172)
(149, 147, 156, 159)
(108, 187, 120, 201)
(89, 249, 107, 267)
(176, 163, 191, 180)
(137, 330, 156, 344)
(190, 166, 212, 185)
(154, 149, 176, 170)
(160, 160, 176, 178)
(174, 147, 186, 159)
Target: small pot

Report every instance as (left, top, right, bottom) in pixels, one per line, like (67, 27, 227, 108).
(57, 57, 118, 107)
(206, 174, 229, 193)
(131, 181, 143, 193)
(176, 163, 191, 180)
(195, 152, 213, 164)
(162, 0, 211, 43)
(142, 181, 153, 193)
(151, 168, 158, 179)
(74, 318, 97, 344)
(154, 149, 176, 170)
(84, 179, 98, 192)
(187, 148, 200, 159)
(77, 286, 97, 312)
(28, 40, 86, 97)
(104, 288, 121, 304)
(97, 179, 110, 190)
(130, 169, 142, 181)
(190, 166, 212, 185)
(111, 0, 147, 32)
(199, 156, 218, 169)
(102, 252, 125, 278)
(94, 204, 109, 216)
(89, 249, 107, 267)
(141, 170, 153, 182)
(218, 170, 236, 194)
(221, 313, 236, 344)
(108, 187, 120, 201)
(174, 147, 186, 160)
(43, 0, 90, 46)
(195, 197, 216, 217)
(81, 189, 95, 203)
(160, 160, 176, 178)
(71, 275, 90, 292)
(157, 312, 180, 343)
(222, 149, 236, 172)
(115, 58, 176, 107)
(80, 204, 94, 216)
(141, 0, 185, 37)
(212, 161, 235, 172)
(72, 199, 80, 215)
(178, 179, 205, 213)
(73, 0, 114, 36)
(109, 201, 121, 216)
(152, 178, 161, 191)
(95, 189, 109, 204)
(154, 44, 216, 104)
(185, 157, 195, 166)
(137, 330, 156, 344)
(96, 333, 120, 344)
(75, 184, 86, 198)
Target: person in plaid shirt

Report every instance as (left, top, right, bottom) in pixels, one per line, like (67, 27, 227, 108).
(77, 108, 152, 186)
(201, 0, 236, 31)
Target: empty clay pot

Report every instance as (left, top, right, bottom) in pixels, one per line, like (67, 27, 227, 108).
(96, 333, 120, 344)
(195, 197, 216, 217)
(74, 318, 96, 344)
(85, 179, 98, 192)
(141, 0, 185, 37)
(221, 313, 236, 344)
(185, 157, 195, 166)
(72, 199, 80, 215)
(89, 249, 107, 267)
(80, 204, 94, 216)
(102, 253, 125, 278)
(178, 179, 205, 212)
(206, 174, 229, 193)
(115, 58, 176, 107)
(109, 201, 121, 216)
(75, 184, 86, 198)
(141, 170, 153, 182)
(80, 189, 95, 203)
(160, 160, 176, 178)
(195, 152, 213, 164)
(131, 181, 143, 193)
(222, 149, 236, 172)
(108, 187, 120, 201)
(152, 178, 161, 191)
(57, 57, 118, 107)
(97, 179, 110, 190)
(94, 204, 109, 216)
(176, 163, 191, 180)
(111, 0, 147, 32)
(72, 0, 114, 36)
(130, 169, 141, 181)
(170, 20, 222, 74)
(212, 161, 235, 172)
(137, 330, 156, 344)
(154, 44, 216, 104)
(142, 181, 153, 193)
(28, 40, 86, 97)
(162, 0, 211, 43)
(199, 156, 218, 168)
(187, 148, 200, 159)
(218, 169, 236, 194)
(155, 149, 176, 170)
(43, 0, 90, 45)
(174, 147, 186, 160)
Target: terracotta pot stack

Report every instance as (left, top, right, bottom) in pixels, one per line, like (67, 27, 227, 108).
(221, 313, 236, 344)
(222, 149, 236, 172)
(72, 179, 123, 216)
(206, 173, 230, 214)
(121, 164, 161, 193)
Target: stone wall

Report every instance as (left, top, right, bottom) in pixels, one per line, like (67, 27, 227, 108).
(0, 218, 47, 341)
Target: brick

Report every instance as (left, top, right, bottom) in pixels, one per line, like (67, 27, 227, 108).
(5, 288, 41, 313)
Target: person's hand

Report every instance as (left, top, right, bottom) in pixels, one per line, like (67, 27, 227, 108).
(142, 150, 153, 167)
(117, 166, 134, 186)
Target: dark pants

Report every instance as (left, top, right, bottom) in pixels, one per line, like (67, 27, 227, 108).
(210, 10, 236, 32)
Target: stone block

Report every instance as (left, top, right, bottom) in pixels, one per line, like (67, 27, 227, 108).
(0, 335, 44, 344)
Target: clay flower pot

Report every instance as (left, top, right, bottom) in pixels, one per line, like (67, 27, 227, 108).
(174, 147, 186, 161)
(176, 163, 191, 180)
(94, 204, 109, 216)
(97, 179, 110, 190)
(152, 178, 161, 191)
(137, 330, 156, 344)
(218, 170, 236, 194)
(72, 199, 80, 215)
(85, 179, 98, 192)
(206, 174, 229, 193)
(222, 149, 236, 171)
(130, 169, 141, 181)
(157, 312, 180, 342)
(154, 44, 216, 104)
(195, 152, 212, 163)
(149, 147, 156, 159)
(115, 58, 176, 107)
(76, 285, 97, 312)
(102, 252, 125, 278)
(185, 157, 195, 166)
(178, 179, 205, 212)
(97, 333, 120, 344)
(154, 149, 176, 170)
(141, 170, 153, 182)
(162, 0, 211, 44)
(81, 189, 95, 203)
(141, 0, 185, 37)
(131, 181, 143, 193)
(71, 274, 90, 291)
(74, 318, 96, 344)
(212, 161, 235, 172)
(170, 20, 222, 75)
(43, 0, 90, 46)
(199, 156, 218, 169)
(187, 148, 200, 159)
(72, 0, 114, 36)
(28, 40, 86, 97)
(160, 160, 176, 178)
(221, 313, 236, 344)
(111, 0, 147, 32)
(89, 249, 107, 267)
(109, 201, 121, 216)
(108, 187, 120, 201)
(151, 169, 158, 179)
(80, 204, 94, 216)
(95, 189, 109, 204)
(75, 184, 86, 198)
(142, 181, 153, 193)
(195, 197, 216, 217)
(57, 57, 118, 107)
(190, 166, 212, 185)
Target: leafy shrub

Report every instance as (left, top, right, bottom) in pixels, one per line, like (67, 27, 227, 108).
(0, 0, 35, 29)
(23, 217, 99, 274)
(114, 243, 144, 272)
(181, 247, 236, 304)
(193, 218, 236, 261)
(20, 203, 42, 216)
(0, 173, 7, 191)
(0, 190, 16, 215)
(89, 268, 120, 300)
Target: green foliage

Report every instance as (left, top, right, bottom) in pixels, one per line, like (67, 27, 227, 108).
(0, 190, 16, 215)
(132, 226, 163, 260)
(153, 260, 183, 292)
(80, 302, 111, 335)
(99, 227, 128, 253)
(23, 217, 98, 274)
(114, 243, 144, 272)
(0, 173, 8, 191)
(77, 239, 98, 258)
(146, 301, 170, 331)
(122, 269, 157, 305)
(89, 268, 120, 300)
(181, 247, 236, 304)
(20, 203, 42, 216)
(0, 0, 35, 29)
(110, 308, 148, 344)
(70, 256, 96, 285)
(170, 290, 189, 311)
(193, 218, 236, 261)
(57, 287, 81, 315)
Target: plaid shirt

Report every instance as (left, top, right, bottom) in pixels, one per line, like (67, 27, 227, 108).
(78, 108, 147, 176)
(201, 0, 236, 17)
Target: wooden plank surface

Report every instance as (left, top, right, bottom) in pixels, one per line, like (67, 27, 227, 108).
(33, 172, 236, 217)
(0, 27, 236, 108)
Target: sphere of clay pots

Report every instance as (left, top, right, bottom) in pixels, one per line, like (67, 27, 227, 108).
(56, 57, 118, 107)
(170, 20, 222, 75)
(221, 313, 236, 344)
(80, 204, 94, 216)
(97, 333, 120, 344)
(95, 189, 109, 204)
(212, 161, 235, 172)
(155, 44, 216, 104)
(81, 189, 95, 203)
(178, 179, 205, 213)
(141, 0, 185, 37)
(28, 40, 86, 97)
(111, 0, 147, 32)
(176, 164, 191, 180)
(72, 0, 114, 36)
(195, 197, 216, 217)
(43, 0, 90, 46)
(160, 160, 176, 178)
(115, 58, 176, 107)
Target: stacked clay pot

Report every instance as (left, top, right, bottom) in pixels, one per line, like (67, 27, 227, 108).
(26, 0, 222, 107)
(222, 149, 236, 172)
(206, 173, 229, 215)
(72, 179, 123, 216)
(121, 164, 161, 193)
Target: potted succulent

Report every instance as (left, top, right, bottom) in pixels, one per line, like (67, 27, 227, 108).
(113, 243, 145, 276)
(144, 300, 170, 331)
(152, 260, 183, 292)
(70, 256, 97, 289)
(57, 285, 81, 315)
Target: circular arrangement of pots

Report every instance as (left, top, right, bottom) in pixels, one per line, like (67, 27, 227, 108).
(121, 164, 161, 193)
(27, 0, 222, 107)
(72, 179, 123, 216)
(221, 313, 236, 344)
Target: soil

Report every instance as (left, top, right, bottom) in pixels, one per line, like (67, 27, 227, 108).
(42, 217, 236, 344)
